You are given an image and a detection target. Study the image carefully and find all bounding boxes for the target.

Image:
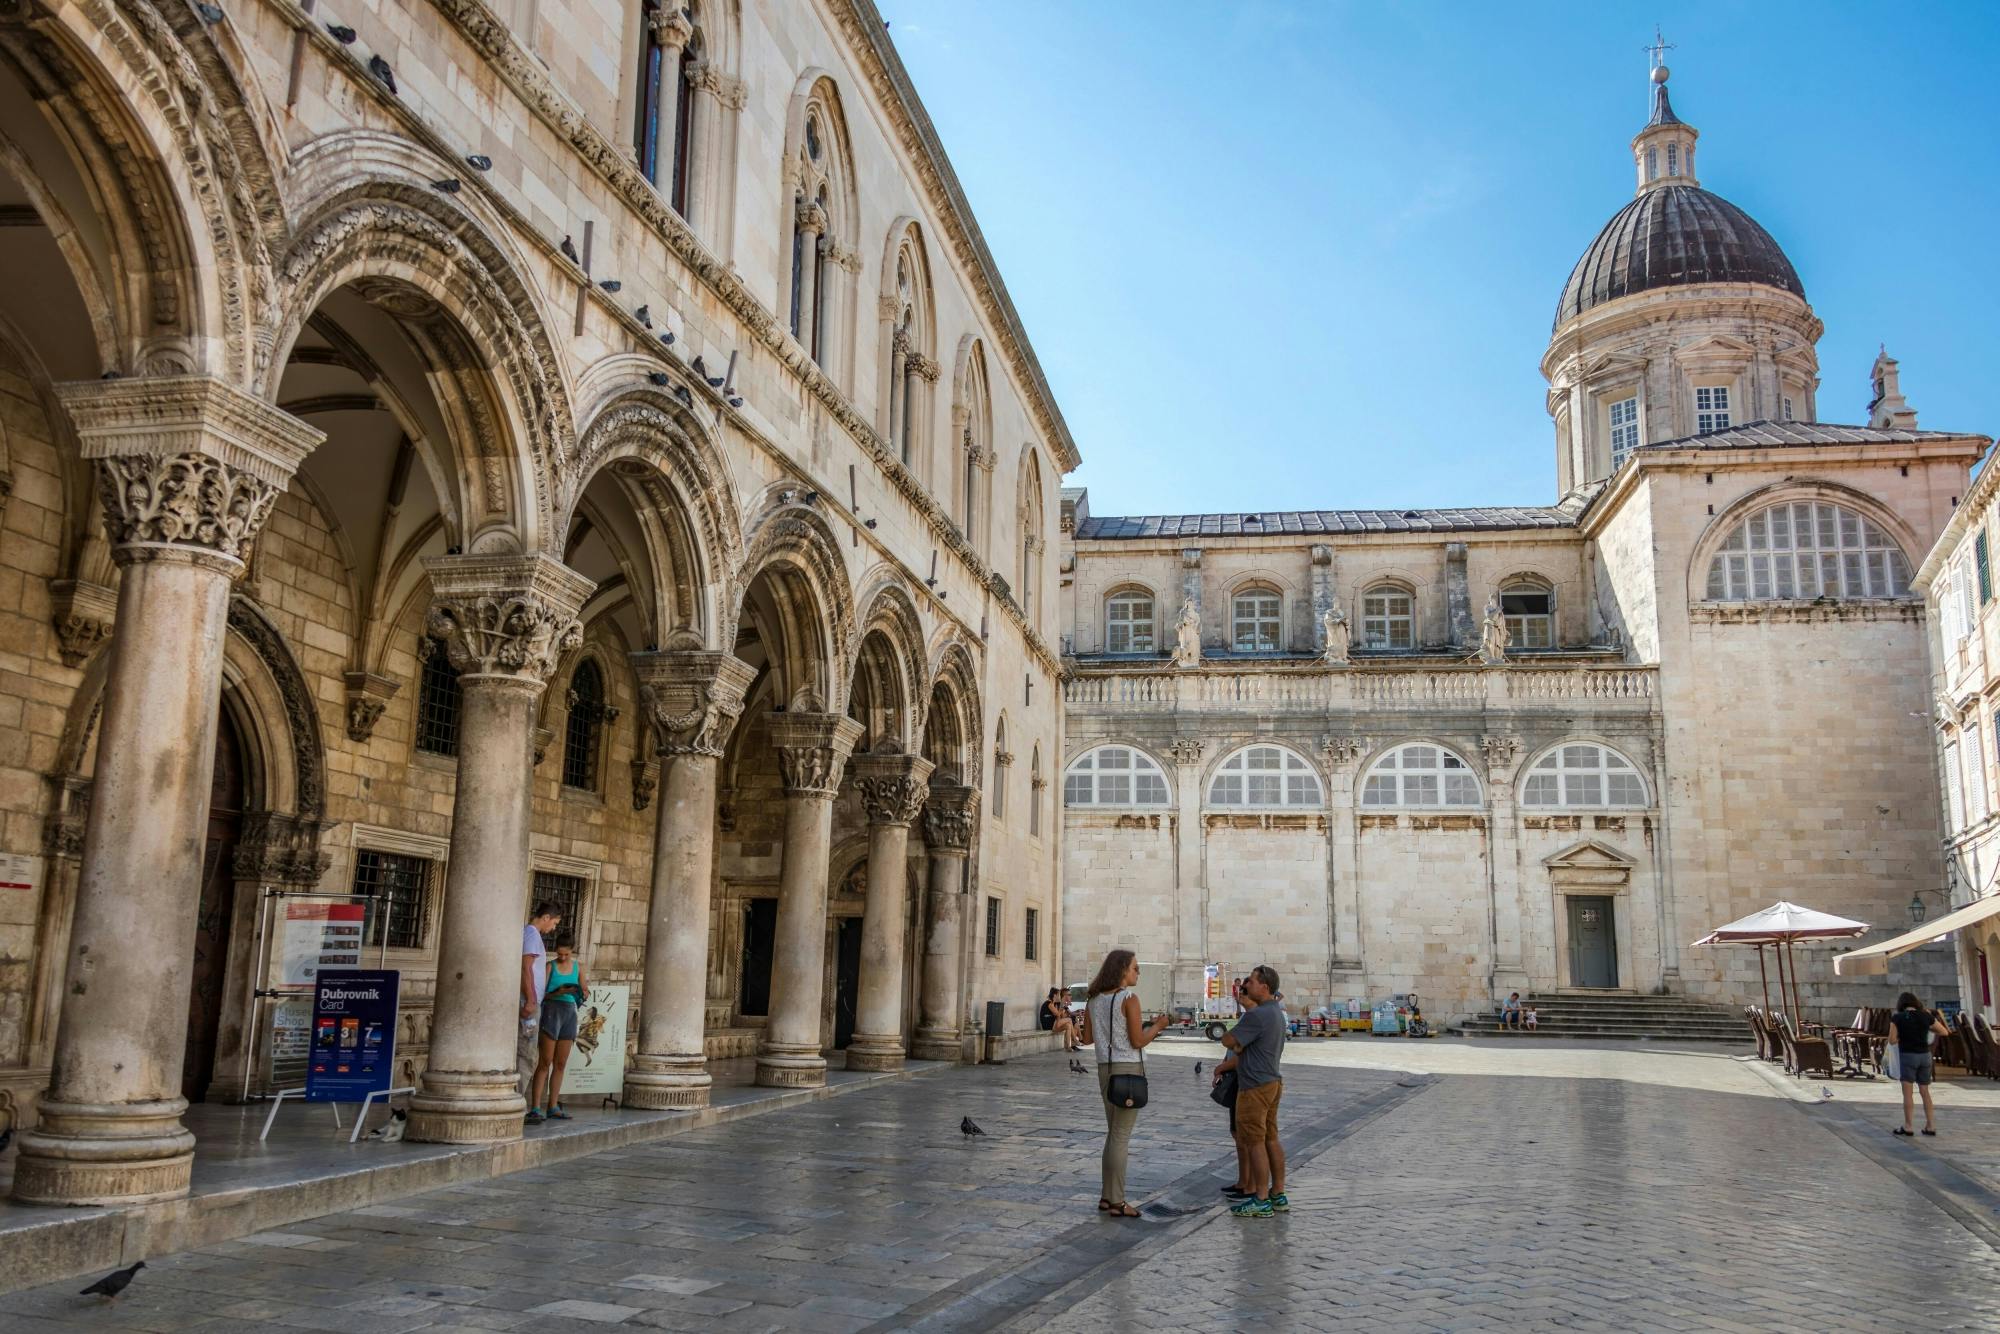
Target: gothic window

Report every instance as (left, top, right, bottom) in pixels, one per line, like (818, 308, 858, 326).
(1521, 743, 1647, 808)
(1231, 587, 1283, 652)
(635, 0, 700, 214)
(1361, 743, 1481, 809)
(1695, 384, 1731, 434)
(883, 229, 937, 477)
(1360, 585, 1415, 650)
(1029, 746, 1043, 836)
(1105, 591, 1156, 653)
(1018, 449, 1046, 627)
(355, 848, 436, 951)
(1063, 745, 1170, 807)
(1704, 500, 1912, 601)
(1208, 745, 1322, 807)
(993, 719, 1008, 821)
(1500, 581, 1554, 649)
(789, 85, 853, 374)
(960, 345, 992, 553)
(1608, 396, 1640, 471)
(562, 659, 609, 792)
(414, 636, 462, 757)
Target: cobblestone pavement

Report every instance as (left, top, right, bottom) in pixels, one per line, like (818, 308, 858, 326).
(5, 1046, 2000, 1333)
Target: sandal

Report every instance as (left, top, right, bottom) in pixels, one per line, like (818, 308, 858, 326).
(548, 1105, 571, 1121)
(1097, 1198, 1113, 1212)
(1105, 1202, 1140, 1218)
(1922, 1128, 1937, 1136)
(1893, 1127, 1914, 1137)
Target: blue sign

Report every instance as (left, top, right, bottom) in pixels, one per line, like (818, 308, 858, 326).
(306, 970, 399, 1103)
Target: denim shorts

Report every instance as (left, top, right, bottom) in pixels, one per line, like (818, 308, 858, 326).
(1899, 1052, 1934, 1086)
(540, 1000, 578, 1043)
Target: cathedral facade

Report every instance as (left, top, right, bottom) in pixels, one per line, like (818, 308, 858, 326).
(1058, 67, 1987, 1025)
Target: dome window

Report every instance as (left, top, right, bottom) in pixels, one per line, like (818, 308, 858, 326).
(1666, 143, 1679, 176)
(1608, 396, 1640, 471)
(1694, 385, 1730, 434)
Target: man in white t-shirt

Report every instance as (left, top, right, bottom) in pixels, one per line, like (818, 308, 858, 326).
(518, 902, 561, 1114)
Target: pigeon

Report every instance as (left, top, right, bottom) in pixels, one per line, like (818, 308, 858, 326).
(635, 304, 652, 328)
(365, 1108, 407, 1142)
(659, 330, 676, 345)
(1194, 1061, 1203, 1078)
(1819, 1086, 1835, 1102)
(430, 178, 461, 194)
(1069, 1058, 1085, 1074)
(80, 1262, 144, 1300)
(465, 154, 492, 172)
(326, 22, 356, 42)
(960, 1116, 984, 1137)
(599, 278, 623, 293)
(195, 3, 225, 22)
(560, 234, 580, 264)
(367, 54, 396, 94)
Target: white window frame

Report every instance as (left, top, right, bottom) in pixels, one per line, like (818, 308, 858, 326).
(1500, 582, 1555, 650)
(1521, 743, 1649, 809)
(1608, 395, 1640, 472)
(1361, 586, 1415, 650)
(1945, 738, 1966, 833)
(1958, 556, 1978, 643)
(1063, 745, 1171, 808)
(1231, 588, 1283, 653)
(1207, 744, 1324, 808)
(1104, 591, 1156, 654)
(1782, 396, 1796, 423)
(1970, 721, 1991, 827)
(1695, 384, 1731, 434)
(1360, 743, 1482, 809)
(1704, 500, 1913, 602)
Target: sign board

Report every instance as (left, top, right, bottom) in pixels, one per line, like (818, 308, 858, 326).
(555, 983, 630, 1098)
(281, 901, 367, 987)
(0, 851, 39, 893)
(305, 970, 399, 1103)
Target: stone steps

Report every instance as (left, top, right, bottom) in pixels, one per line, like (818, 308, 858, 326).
(1455, 993, 1751, 1044)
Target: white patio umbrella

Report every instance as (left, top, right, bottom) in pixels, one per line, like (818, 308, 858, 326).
(1691, 901, 1870, 1019)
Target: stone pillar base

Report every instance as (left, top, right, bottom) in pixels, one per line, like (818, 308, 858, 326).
(843, 1035, 905, 1072)
(406, 1068, 525, 1145)
(911, 1028, 965, 1063)
(755, 1041, 826, 1089)
(11, 1097, 196, 1206)
(623, 1055, 711, 1109)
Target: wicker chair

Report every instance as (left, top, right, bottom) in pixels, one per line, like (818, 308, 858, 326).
(1976, 1016, 2000, 1081)
(1778, 1013, 1834, 1079)
(1957, 1014, 1991, 1077)
(1745, 1006, 1773, 1062)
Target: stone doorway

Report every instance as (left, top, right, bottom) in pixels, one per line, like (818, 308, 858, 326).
(1567, 896, 1618, 989)
(832, 917, 862, 1050)
(740, 897, 778, 1017)
(183, 709, 246, 1104)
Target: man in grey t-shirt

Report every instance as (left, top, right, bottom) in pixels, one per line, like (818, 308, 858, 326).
(1219, 965, 1287, 1217)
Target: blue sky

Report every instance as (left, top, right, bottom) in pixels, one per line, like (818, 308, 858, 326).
(886, 2, 1999, 516)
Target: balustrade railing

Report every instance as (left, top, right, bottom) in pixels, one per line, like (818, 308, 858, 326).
(1062, 663, 1658, 712)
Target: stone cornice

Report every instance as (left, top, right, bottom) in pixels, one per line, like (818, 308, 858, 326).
(1688, 599, 1924, 625)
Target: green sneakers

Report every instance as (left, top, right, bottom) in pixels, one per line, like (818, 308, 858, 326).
(1269, 1192, 1290, 1212)
(1229, 1196, 1274, 1219)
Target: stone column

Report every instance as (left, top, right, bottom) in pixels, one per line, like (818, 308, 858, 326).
(1167, 739, 1207, 1010)
(795, 200, 827, 353)
(847, 748, 934, 1072)
(13, 377, 319, 1206)
(647, 7, 694, 189)
(913, 783, 977, 1061)
(756, 713, 864, 1088)
(623, 649, 755, 1109)
(887, 327, 909, 457)
(406, 554, 593, 1145)
(1322, 736, 1369, 977)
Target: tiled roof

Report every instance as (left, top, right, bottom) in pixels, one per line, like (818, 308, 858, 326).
(1640, 420, 1977, 452)
(1072, 506, 1576, 541)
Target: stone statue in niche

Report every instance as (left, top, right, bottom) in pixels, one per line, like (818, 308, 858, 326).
(1320, 599, 1351, 666)
(1479, 595, 1511, 665)
(1173, 598, 1201, 666)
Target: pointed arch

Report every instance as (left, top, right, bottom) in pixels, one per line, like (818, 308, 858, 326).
(782, 71, 859, 388)
(876, 218, 939, 482)
(730, 498, 856, 713)
(924, 634, 983, 787)
(1014, 445, 1048, 631)
(849, 573, 931, 750)
(950, 334, 993, 553)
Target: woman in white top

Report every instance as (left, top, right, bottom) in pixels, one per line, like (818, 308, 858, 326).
(1079, 948, 1173, 1217)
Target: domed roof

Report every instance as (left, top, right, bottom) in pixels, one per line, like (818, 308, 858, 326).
(1554, 185, 1804, 329)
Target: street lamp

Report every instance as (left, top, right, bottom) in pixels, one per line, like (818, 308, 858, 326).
(1909, 891, 1928, 926)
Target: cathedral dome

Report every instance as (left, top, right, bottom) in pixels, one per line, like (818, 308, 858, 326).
(1554, 184, 1804, 330)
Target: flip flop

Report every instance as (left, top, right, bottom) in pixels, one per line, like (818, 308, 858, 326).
(1893, 1127, 1914, 1137)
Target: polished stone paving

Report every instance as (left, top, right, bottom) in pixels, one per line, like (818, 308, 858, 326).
(5, 1041, 2000, 1332)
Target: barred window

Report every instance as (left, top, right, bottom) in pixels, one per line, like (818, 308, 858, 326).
(1361, 743, 1481, 809)
(355, 849, 436, 951)
(1361, 586, 1414, 650)
(985, 896, 1001, 957)
(1704, 501, 1911, 601)
(562, 659, 609, 792)
(1522, 743, 1648, 808)
(414, 637, 462, 757)
(532, 870, 588, 945)
(1209, 745, 1322, 807)
(1025, 906, 1039, 962)
(1064, 745, 1170, 807)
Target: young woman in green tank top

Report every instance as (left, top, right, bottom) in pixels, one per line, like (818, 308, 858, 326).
(527, 936, 588, 1123)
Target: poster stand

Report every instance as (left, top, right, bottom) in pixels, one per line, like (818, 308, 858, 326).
(239, 889, 388, 1109)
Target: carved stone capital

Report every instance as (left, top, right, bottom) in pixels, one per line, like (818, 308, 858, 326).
(532, 726, 556, 767)
(795, 198, 828, 237)
(1322, 735, 1370, 768)
(232, 812, 331, 886)
(50, 579, 117, 668)
(906, 352, 941, 382)
(1167, 738, 1204, 767)
(1481, 734, 1522, 775)
(41, 775, 91, 862)
(770, 712, 864, 799)
(853, 748, 935, 826)
(343, 671, 400, 743)
(646, 6, 694, 48)
(58, 376, 321, 568)
(422, 553, 594, 686)
(630, 649, 756, 758)
(922, 782, 978, 852)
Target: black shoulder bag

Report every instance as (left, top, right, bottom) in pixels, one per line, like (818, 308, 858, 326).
(1102, 994, 1149, 1110)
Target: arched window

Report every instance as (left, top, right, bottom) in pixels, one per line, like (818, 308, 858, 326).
(1500, 580, 1554, 649)
(882, 228, 937, 475)
(1361, 743, 1481, 809)
(1105, 591, 1156, 654)
(1522, 743, 1648, 808)
(1231, 586, 1283, 652)
(1704, 500, 1913, 601)
(959, 344, 991, 554)
(1064, 745, 1171, 807)
(635, 0, 700, 214)
(993, 718, 1009, 821)
(1361, 584, 1414, 650)
(1646, 147, 1659, 181)
(414, 636, 462, 757)
(1209, 745, 1322, 807)
(788, 84, 853, 375)
(1018, 449, 1046, 627)
(562, 659, 609, 791)
(1029, 746, 1044, 836)
(1666, 142, 1679, 176)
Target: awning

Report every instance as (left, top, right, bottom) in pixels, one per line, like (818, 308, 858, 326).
(1833, 895, 2000, 976)
(1692, 901, 1869, 946)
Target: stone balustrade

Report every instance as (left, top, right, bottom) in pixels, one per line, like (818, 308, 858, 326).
(1063, 662, 1658, 713)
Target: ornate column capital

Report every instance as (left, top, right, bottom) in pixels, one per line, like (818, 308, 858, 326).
(1481, 733, 1522, 776)
(59, 376, 322, 570)
(922, 782, 978, 852)
(795, 198, 829, 237)
(50, 579, 117, 668)
(421, 552, 594, 687)
(1166, 738, 1205, 768)
(1322, 735, 1371, 769)
(770, 712, 864, 800)
(630, 647, 757, 758)
(231, 812, 331, 886)
(853, 746, 935, 827)
(647, 6, 694, 49)
(343, 671, 400, 743)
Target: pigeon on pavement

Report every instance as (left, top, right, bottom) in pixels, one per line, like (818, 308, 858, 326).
(80, 1262, 145, 1300)
(960, 1116, 985, 1137)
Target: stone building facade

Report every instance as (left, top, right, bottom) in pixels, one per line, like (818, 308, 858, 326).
(1059, 68, 1985, 1025)
(0, 0, 1072, 1205)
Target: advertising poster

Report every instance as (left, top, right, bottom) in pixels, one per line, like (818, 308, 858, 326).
(555, 982, 629, 1097)
(281, 901, 367, 987)
(305, 970, 399, 1103)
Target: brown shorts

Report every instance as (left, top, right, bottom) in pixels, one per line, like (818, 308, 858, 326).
(1235, 1079, 1282, 1141)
